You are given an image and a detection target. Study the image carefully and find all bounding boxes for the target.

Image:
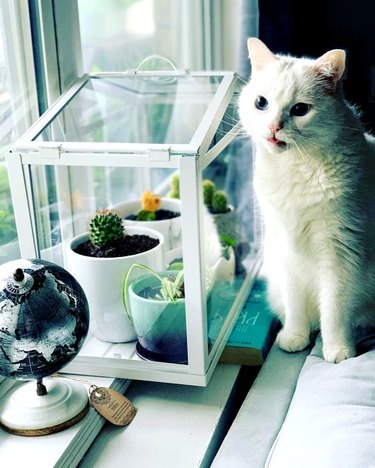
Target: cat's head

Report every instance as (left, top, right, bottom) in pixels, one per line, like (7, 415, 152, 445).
(239, 38, 346, 154)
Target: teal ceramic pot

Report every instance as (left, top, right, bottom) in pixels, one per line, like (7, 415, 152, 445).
(128, 272, 187, 364)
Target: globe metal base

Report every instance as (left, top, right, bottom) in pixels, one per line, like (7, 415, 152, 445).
(0, 377, 89, 436)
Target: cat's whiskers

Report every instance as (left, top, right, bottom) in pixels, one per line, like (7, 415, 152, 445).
(293, 140, 317, 170)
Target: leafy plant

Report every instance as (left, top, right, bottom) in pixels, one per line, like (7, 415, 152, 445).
(0, 209, 17, 244)
(221, 234, 236, 260)
(136, 191, 161, 221)
(89, 210, 125, 247)
(123, 263, 184, 319)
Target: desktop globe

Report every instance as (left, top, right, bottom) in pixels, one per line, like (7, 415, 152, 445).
(0, 258, 90, 436)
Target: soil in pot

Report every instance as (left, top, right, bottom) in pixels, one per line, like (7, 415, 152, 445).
(73, 235, 159, 258)
(206, 206, 231, 215)
(126, 208, 180, 221)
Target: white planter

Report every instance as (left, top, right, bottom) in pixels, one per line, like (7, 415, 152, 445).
(65, 226, 165, 343)
(212, 205, 237, 240)
(211, 246, 236, 283)
(166, 245, 235, 286)
(114, 197, 181, 251)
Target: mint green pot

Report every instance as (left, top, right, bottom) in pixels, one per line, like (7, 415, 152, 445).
(128, 272, 187, 364)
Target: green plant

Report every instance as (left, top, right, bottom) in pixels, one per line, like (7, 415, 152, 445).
(168, 173, 230, 213)
(0, 209, 17, 244)
(221, 234, 236, 260)
(203, 179, 215, 205)
(89, 210, 125, 247)
(123, 263, 184, 319)
(167, 173, 180, 199)
(136, 191, 161, 221)
(212, 190, 229, 214)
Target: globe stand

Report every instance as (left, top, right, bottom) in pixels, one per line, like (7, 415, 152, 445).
(0, 377, 89, 436)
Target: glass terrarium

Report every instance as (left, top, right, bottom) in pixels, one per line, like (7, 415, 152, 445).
(7, 69, 261, 386)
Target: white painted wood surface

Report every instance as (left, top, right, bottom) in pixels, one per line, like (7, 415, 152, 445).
(79, 364, 241, 468)
(0, 364, 240, 467)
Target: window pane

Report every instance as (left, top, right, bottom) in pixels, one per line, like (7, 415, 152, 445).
(78, 0, 203, 72)
(0, 3, 38, 264)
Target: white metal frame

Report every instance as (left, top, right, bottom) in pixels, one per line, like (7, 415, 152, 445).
(7, 70, 261, 386)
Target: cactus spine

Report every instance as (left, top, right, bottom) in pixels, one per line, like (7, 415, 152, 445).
(89, 210, 125, 247)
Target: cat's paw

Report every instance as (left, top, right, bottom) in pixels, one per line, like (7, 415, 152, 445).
(323, 345, 356, 363)
(276, 329, 310, 353)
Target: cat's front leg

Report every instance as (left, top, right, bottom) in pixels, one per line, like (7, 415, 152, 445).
(275, 274, 311, 353)
(320, 281, 356, 363)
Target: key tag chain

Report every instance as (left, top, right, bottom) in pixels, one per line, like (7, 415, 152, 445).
(89, 385, 136, 426)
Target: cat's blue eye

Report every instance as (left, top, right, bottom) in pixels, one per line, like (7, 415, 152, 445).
(255, 96, 269, 111)
(290, 103, 311, 117)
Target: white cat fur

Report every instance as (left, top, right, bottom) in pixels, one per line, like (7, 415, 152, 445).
(239, 38, 375, 363)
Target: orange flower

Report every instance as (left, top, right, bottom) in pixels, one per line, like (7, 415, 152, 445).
(141, 191, 161, 212)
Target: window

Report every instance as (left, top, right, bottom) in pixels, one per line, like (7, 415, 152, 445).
(0, 1, 38, 264)
(78, 0, 240, 73)
(0, 0, 246, 265)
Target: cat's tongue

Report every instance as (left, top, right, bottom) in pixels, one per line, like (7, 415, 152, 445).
(267, 136, 285, 147)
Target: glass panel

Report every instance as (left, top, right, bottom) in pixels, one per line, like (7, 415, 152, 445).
(30, 164, 182, 261)
(29, 162, 186, 364)
(0, 3, 38, 264)
(34, 75, 223, 145)
(207, 86, 242, 149)
(203, 135, 259, 354)
(78, 0, 204, 72)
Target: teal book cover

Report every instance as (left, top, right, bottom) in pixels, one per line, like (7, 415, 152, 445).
(210, 279, 278, 365)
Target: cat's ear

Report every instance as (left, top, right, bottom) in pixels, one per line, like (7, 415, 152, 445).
(247, 38, 278, 72)
(314, 49, 346, 92)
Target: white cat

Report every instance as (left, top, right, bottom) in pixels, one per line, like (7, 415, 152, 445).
(239, 38, 375, 363)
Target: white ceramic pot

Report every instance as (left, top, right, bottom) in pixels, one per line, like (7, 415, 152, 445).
(211, 246, 236, 283)
(114, 197, 181, 251)
(65, 226, 165, 343)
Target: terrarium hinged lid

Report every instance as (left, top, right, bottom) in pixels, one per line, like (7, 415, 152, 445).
(11, 63, 243, 158)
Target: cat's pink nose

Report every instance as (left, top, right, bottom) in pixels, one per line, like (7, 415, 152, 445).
(269, 124, 282, 134)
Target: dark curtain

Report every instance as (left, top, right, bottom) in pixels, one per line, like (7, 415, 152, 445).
(257, 0, 375, 131)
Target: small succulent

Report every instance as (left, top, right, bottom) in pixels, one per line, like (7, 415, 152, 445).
(168, 173, 180, 199)
(203, 179, 215, 206)
(221, 234, 236, 260)
(89, 210, 125, 247)
(211, 190, 229, 214)
(137, 191, 161, 221)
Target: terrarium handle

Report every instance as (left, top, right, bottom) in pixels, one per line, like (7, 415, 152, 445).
(135, 55, 178, 73)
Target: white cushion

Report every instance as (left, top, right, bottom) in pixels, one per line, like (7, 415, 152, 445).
(266, 333, 375, 468)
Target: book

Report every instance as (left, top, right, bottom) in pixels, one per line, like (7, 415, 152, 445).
(219, 279, 278, 366)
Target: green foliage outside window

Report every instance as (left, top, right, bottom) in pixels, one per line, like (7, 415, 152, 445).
(0, 165, 17, 244)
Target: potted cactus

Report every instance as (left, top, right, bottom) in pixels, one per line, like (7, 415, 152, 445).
(65, 210, 165, 343)
(113, 191, 181, 251)
(168, 173, 237, 281)
(123, 263, 187, 364)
